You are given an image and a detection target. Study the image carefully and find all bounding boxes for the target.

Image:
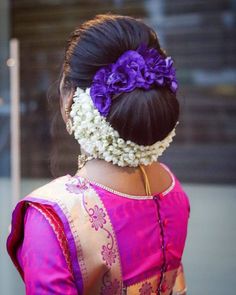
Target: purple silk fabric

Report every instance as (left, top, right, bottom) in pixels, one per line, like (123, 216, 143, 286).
(15, 164, 190, 294)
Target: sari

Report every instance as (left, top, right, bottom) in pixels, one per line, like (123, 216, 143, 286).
(7, 163, 190, 294)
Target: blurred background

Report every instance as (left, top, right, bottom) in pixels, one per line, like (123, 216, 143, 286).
(0, 0, 236, 294)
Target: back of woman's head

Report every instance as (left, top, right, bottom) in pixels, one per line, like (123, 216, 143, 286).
(61, 14, 179, 145)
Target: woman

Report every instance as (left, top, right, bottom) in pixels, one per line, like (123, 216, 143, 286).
(7, 14, 190, 295)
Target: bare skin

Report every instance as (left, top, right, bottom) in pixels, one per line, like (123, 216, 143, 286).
(60, 78, 173, 196)
(77, 159, 173, 196)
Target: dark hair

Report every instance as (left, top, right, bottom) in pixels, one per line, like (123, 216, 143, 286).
(61, 14, 179, 145)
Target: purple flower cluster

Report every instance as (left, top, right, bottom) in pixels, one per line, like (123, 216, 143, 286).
(90, 44, 178, 116)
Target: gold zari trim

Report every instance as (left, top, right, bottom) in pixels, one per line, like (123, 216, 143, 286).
(126, 268, 178, 295)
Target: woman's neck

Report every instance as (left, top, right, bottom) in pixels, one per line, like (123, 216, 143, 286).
(76, 158, 140, 179)
(75, 158, 171, 197)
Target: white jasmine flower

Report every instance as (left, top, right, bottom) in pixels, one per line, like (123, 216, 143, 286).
(70, 87, 177, 167)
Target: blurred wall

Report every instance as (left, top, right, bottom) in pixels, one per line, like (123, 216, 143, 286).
(0, 0, 10, 176)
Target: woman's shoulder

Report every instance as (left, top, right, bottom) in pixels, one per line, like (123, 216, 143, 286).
(159, 162, 186, 193)
(9, 175, 94, 238)
(7, 174, 91, 278)
(8, 195, 78, 293)
(25, 175, 71, 201)
(22, 174, 92, 206)
(160, 162, 191, 213)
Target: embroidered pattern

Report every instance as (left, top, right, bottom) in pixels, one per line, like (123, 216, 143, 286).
(139, 282, 153, 295)
(55, 197, 89, 286)
(75, 177, 117, 268)
(100, 277, 120, 295)
(65, 176, 89, 194)
(101, 244, 117, 267)
(89, 205, 107, 230)
(66, 176, 121, 293)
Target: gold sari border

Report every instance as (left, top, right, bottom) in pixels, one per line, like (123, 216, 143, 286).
(127, 268, 178, 295)
(26, 175, 123, 295)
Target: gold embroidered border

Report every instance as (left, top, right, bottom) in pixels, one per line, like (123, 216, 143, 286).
(127, 268, 178, 295)
(28, 176, 123, 295)
(70, 186, 123, 294)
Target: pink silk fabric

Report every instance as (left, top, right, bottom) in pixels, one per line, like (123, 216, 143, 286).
(12, 163, 190, 294)
(93, 178, 190, 287)
(17, 206, 78, 294)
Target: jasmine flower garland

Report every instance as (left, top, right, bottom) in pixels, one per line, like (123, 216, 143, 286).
(70, 87, 178, 167)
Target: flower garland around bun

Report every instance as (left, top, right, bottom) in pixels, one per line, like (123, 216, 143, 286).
(70, 87, 178, 167)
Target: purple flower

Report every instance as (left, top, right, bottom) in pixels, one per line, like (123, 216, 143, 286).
(90, 67, 112, 116)
(90, 44, 178, 116)
(110, 51, 146, 91)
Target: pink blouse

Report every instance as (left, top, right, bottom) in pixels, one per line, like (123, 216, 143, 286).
(17, 206, 78, 294)
(12, 163, 190, 294)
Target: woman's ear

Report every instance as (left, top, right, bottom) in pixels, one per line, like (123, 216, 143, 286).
(60, 91, 74, 123)
(59, 75, 74, 123)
